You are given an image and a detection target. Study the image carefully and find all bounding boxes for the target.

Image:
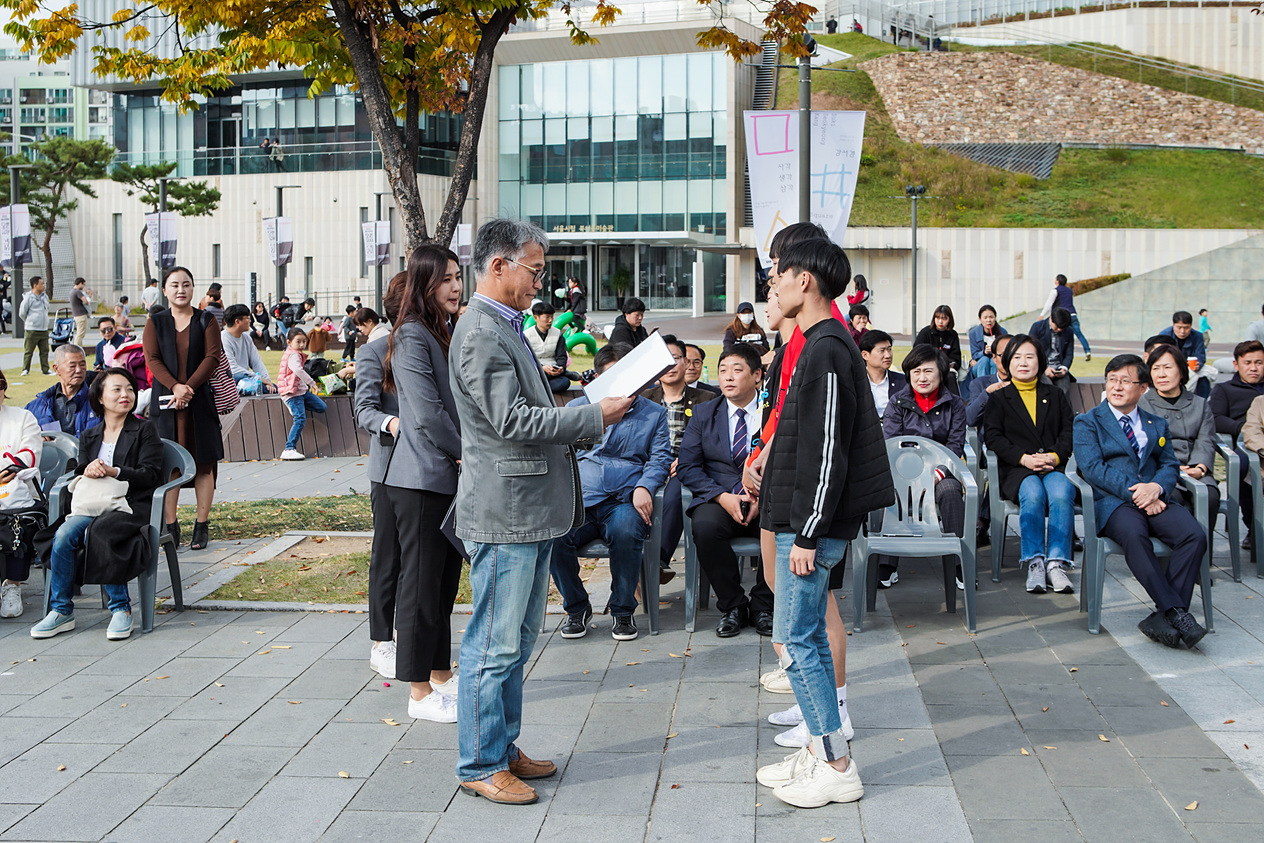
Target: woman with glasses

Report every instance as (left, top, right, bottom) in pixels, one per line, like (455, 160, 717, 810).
(1138, 342, 1219, 520)
(982, 334, 1076, 595)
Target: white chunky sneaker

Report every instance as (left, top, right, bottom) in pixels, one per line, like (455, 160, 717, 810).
(774, 713, 854, 747)
(1026, 558, 1047, 594)
(768, 703, 803, 727)
(0, 581, 22, 618)
(280, 449, 306, 461)
(760, 666, 793, 694)
(370, 641, 397, 679)
(756, 746, 812, 788)
(773, 756, 864, 808)
(1046, 562, 1074, 594)
(408, 691, 457, 723)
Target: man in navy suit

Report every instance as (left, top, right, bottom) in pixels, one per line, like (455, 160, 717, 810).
(1029, 307, 1075, 395)
(1073, 354, 1209, 649)
(858, 330, 906, 419)
(677, 344, 774, 637)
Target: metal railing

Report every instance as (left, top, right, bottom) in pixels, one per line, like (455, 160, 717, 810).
(110, 140, 463, 180)
(508, 0, 734, 34)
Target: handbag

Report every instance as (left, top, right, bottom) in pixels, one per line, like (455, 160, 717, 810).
(68, 475, 132, 517)
(210, 347, 241, 416)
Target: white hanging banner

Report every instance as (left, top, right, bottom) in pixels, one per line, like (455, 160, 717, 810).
(0, 204, 32, 267)
(360, 220, 391, 267)
(455, 223, 472, 267)
(144, 211, 177, 270)
(265, 216, 293, 267)
(743, 110, 866, 269)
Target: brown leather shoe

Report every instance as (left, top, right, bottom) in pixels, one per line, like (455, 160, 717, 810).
(459, 770, 538, 804)
(508, 750, 557, 780)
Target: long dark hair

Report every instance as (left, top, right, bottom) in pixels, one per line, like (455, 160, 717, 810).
(383, 245, 460, 394)
(726, 307, 766, 344)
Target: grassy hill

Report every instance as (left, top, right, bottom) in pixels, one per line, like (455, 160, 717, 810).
(786, 33, 1264, 229)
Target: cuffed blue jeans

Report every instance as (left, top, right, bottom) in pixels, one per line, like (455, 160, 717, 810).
(1070, 313, 1091, 355)
(48, 515, 131, 615)
(457, 539, 553, 783)
(550, 497, 647, 617)
(284, 392, 326, 451)
(772, 533, 848, 759)
(1017, 472, 1075, 565)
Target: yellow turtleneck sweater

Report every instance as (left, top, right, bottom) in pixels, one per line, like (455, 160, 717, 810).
(1013, 377, 1039, 423)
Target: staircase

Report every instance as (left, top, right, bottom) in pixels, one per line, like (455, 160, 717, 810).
(744, 41, 781, 228)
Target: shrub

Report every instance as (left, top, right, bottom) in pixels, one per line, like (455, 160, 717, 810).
(1069, 273, 1131, 296)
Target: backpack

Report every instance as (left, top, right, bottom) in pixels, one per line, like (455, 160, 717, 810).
(304, 357, 331, 380)
(112, 341, 150, 390)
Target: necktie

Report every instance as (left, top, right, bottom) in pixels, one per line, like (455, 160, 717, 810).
(1119, 414, 1141, 459)
(731, 408, 748, 493)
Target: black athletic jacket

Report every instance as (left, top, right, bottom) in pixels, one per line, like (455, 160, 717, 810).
(761, 318, 895, 548)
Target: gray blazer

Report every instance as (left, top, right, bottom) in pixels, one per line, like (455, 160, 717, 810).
(449, 296, 604, 543)
(352, 337, 398, 484)
(1138, 388, 1216, 472)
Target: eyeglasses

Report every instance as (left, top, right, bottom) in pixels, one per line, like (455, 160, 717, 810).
(506, 258, 546, 283)
(1105, 377, 1141, 387)
(684, 360, 703, 369)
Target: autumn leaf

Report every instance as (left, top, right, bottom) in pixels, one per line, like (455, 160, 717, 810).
(1098, 735, 1110, 742)
(338, 771, 350, 778)
(1020, 748, 1030, 756)
(1184, 801, 1198, 811)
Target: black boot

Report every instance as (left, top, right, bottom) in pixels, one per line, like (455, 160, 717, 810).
(166, 521, 181, 547)
(190, 520, 209, 550)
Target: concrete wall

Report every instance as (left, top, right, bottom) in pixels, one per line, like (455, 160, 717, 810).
(947, 7, 1264, 83)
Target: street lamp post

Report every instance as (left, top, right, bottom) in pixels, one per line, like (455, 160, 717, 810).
(798, 37, 814, 223)
(888, 185, 936, 333)
(9, 163, 32, 340)
(274, 185, 301, 302)
(374, 191, 392, 310)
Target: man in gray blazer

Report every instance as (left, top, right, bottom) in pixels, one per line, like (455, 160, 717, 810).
(450, 218, 633, 805)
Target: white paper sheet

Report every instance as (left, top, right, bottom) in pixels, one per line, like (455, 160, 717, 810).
(583, 330, 677, 403)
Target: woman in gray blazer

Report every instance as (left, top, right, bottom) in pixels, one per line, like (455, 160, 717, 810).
(1139, 342, 1220, 518)
(379, 245, 465, 724)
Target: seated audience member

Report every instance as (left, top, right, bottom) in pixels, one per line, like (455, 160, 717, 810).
(251, 302, 271, 344)
(967, 304, 1008, 384)
(878, 343, 968, 588)
(641, 334, 718, 580)
(1139, 343, 1220, 521)
(684, 344, 721, 396)
(0, 370, 42, 619)
(607, 298, 648, 348)
(1144, 334, 1175, 354)
(113, 299, 133, 337)
(525, 302, 572, 394)
(677, 343, 774, 637)
(26, 344, 99, 436)
(355, 304, 392, 344)
(1210, 340, 1264, 552)
(914, 305, 962, 382)
(221, 304, 276, 393)
(1074, 354, 1209, 648)
(30, 368, 164, 642)
(1159, 311, 1210, 398)
(94, 317, 126, 369)
(1029, 306, 1075, 395)
(966, 334, 1014, 428)
(723, 301, 771, 354)
(860, 330, 905, 419)
(1243, 394, 1264, 467)
(983, 335, 1076, 595)
(550, 344, 671, 642)
(847, 304, 870, 346)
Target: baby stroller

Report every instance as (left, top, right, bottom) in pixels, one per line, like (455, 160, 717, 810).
(49, 308, 74, 349)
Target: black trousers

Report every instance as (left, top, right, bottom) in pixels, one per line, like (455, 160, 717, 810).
(690, 501, 773, 614)
(1101, 502, 1206, 613)
(368, 482, 400, 642)
(660, 476, 683, 566)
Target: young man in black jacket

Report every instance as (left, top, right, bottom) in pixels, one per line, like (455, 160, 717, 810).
(754, 238, 895, 808)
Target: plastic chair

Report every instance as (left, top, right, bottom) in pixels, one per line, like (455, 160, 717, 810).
(38, 432, 78, 498)
(1214, 434, 1245, 581)
(1067, 461, 1214, 635)
(851, 437, 979, 633)
(679, 487, 763, 634)
(44, 439, 196, 634)
(1240, 443, 1263, 580)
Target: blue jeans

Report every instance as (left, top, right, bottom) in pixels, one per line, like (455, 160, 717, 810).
(550, 497, 647, 616)
(284, 393, 326, 451)
(48, 515, 131, 615)
(457, 539, 553, 782)
(772, 533, 848, 759)
(1069, 313, 1090, 355)
(1017, 472, 1075, 565)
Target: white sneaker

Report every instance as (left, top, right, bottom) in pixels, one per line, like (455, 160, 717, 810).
(768, 703, 803, 727)
(760, 666, 794, 694)
(106, 611, 133, 641)
(772, 755, 864, 808)
(20, 369, 28, 376)
(1026, 558, 1047, 594)
(1046, 562, 1074, 594)
(432, 673, 459, 695)
(370, 641, 397, 679)
(408, 691, 457, 723)
(0, 581, 22, 618)
(757, 746, 812, 788)
(280, 449, 306, 461)
(774, 713, 854, 747)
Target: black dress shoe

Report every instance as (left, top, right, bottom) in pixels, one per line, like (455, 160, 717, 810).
(716, 606, 749, 638)
(1137, 611, 1182, 648)
(1072, 535, 1084, 554)
(753, 610, 774, 637)
(1165, 608, 1208, 649)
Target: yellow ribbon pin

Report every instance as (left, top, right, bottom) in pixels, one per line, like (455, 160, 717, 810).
(1158, 436, 1165, 448)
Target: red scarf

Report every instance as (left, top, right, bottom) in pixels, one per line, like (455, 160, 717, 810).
(913, 387, 939, 415)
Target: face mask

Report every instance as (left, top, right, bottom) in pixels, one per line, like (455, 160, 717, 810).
(739, 313, 754, 326)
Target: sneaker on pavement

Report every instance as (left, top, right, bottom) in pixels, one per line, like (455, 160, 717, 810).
(760, 666, 794, 694)
(757, 746, 812, 788)
(768, 703, 803, 727)
(611, 614, 638, 641)
(280, 449, 306, 461)
(1137, 611, 1182, 648)
(772, 756, 865, 808)
(432, 673, 459, 695)
(370, 640, 397, 679)
(1026, 558, 1047, 594)
(106, 611, 132, 640)
(20, 369, 28, 376)
(774, 714, 854, 747)
(0, 581, 22, 618)
(559, 607, 593, 639)
(1046, 562, 1074, 594)
(30, 610, 75, 639)
(408, 691, 458, 723)
(877, 568, 898, 589)
(1085, 352, 1092, 362)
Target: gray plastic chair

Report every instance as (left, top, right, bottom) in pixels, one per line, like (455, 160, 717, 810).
(1067, 460, 1214, 635)
(1214, 434, 1245, 581)
(679, 486, 763, 634)
(1240, 443, 1263, 580)
(851, 437, 979, 633)
(44, 439, 196, 634)
(39, 431, 79, 496)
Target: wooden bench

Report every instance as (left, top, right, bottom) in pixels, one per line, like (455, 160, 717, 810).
(220, 394, 370, 462)
(1068, 377, 1105, 416)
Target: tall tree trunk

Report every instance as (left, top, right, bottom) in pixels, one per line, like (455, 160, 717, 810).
(138, 224, 153, 285)
(41, 227, 55, 298)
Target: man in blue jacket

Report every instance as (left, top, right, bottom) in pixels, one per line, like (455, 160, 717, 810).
(550, 343, 672, 642)
(25, 344, 99, 436)
(1073, 354, 1208, 649)
(1159, 311, 1210, 398)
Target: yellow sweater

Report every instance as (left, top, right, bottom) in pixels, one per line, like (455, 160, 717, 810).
(1013, 377, 1039, 423)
